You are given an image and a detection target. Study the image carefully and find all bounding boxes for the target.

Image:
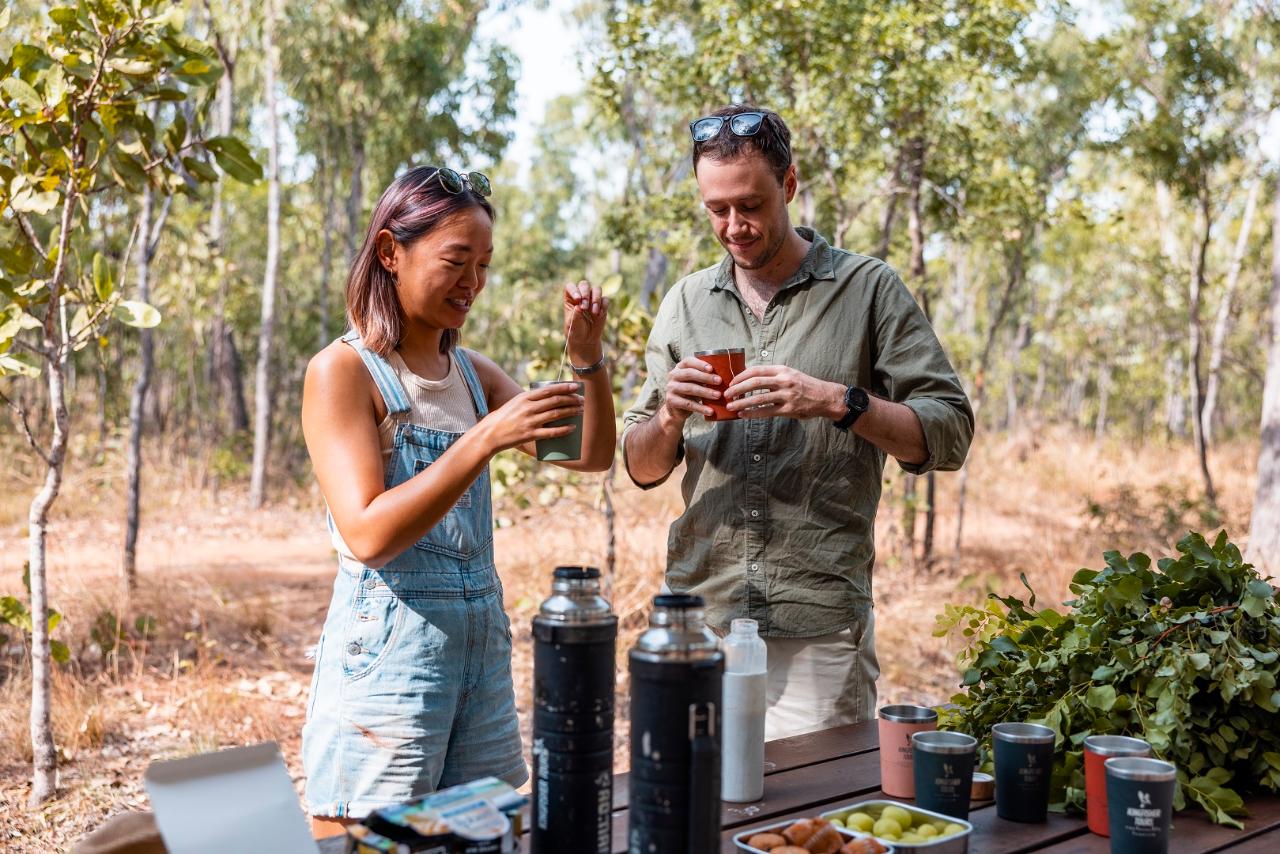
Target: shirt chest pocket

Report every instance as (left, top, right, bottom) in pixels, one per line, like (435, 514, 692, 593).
(411, 457, 490, 560)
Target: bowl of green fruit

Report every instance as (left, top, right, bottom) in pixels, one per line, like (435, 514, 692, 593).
(821, 801, 972, 852)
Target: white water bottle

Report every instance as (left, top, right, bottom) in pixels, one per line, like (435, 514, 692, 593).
(721, 618, 767, 802)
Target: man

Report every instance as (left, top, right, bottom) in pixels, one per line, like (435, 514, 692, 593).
(622, 105, 974, 740)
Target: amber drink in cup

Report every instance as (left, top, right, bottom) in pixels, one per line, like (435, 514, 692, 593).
(693, 348, 745, 421)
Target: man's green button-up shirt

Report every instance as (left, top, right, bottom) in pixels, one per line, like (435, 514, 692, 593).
(622, 228, 975, 638)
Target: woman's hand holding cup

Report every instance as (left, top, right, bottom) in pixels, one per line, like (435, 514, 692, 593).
(480, 383, 583, 455)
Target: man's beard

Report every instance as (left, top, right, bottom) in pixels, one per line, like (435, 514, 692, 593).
(730, 225, 788, 271)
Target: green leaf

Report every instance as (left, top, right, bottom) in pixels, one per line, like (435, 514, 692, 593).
(107, 58, 155, 76)
(1189, 652, 1212, 670)
(1086, 684, 1117, 711)
(108, 150, 148, 192)
(48, 7, 78, 27)
(93, 252, 113, 301)
(0, 352, 41, 377)
(182, 155, 218, 183)
(205, 136, 262, 183)
(0, 595, 31, 631)
(2, 77, 42, 112)
(10, 186, 60, 214)
(113, 300, 161, 328)
(50, 639, 70, 664)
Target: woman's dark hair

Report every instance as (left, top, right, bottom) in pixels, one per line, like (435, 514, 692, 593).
(345, 165, 495, 357)
(692, 104, 793, 184)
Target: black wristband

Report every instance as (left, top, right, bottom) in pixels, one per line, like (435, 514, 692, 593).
(833, 386, 869, 431)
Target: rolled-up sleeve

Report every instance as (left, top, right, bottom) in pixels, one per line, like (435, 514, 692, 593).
(872, 271, 974, 474)
(621, 287, 685, 488)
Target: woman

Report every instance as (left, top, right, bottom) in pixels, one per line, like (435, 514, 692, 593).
(300, 165, 614, 831)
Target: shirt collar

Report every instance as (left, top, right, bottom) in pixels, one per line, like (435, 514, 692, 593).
(710, 226, 836, 292)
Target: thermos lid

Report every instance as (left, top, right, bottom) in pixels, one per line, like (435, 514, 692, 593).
(538, 566, 613, 623)
(653, 593, 703, 609)
(554, 566, 600, 580)
(633, 594, 720, 660)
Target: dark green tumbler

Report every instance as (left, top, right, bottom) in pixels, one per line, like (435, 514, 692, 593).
(529, 380, 584, 462)
(911, 731, 978, 820)
(993, 722, 1055, 823)
(1105, 757, 1176, 854)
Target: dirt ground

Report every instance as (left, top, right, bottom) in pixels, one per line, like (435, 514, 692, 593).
(0, 428, 1259, 851)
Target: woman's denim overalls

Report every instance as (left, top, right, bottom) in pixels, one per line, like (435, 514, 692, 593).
(302, 332, 526, 818)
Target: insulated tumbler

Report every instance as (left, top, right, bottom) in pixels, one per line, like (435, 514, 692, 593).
(993, 722, 1056, 822)
(529, 380, 584, 461)
(693, 348, 745, 421)
(531, 567, 617, 854)
(1084, 735, 1151, 837)
(878, 704, 938, 798)
(1105, 757, 1176, 854)
(911, 731, 978, 820)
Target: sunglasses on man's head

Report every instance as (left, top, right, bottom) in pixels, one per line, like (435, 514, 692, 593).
(689, 112, 766, 142)
(424, 167, 492, 198)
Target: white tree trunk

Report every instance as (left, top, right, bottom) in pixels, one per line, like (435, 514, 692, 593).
(28, 188, 78, 805)
(1248, 176, 1280, 573)
(249, 0, 281, 509)
(1204, 176, 1260, 445)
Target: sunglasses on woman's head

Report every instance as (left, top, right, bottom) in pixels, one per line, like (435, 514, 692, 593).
(423, 167, 492, 198)
(689, 112, 766, 142)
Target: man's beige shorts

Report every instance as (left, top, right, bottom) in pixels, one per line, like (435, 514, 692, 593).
(760, 611, 880, 742)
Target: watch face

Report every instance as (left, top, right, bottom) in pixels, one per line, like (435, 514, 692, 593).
(846, 386, 869, 413)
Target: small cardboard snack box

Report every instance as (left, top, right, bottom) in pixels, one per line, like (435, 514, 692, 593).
(354, 777, 526, 854)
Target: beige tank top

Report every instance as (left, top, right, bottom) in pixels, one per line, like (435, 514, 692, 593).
(375, 350, 479, 455)
(330, 348, 482, 561)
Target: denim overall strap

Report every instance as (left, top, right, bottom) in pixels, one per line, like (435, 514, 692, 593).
(338, 330, 411, 416)
(452, 348, 490, 419)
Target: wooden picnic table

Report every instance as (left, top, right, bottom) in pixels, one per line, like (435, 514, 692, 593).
(319, 719, 1280, 852)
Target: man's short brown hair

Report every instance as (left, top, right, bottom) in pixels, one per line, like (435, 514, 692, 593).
(691, 105, 793, 184)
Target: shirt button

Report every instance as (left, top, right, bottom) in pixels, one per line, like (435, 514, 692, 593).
(752, 454, 762, 462)
(751, 510, 760, 518)
(347, 642, 362, 656)
(760, 349, 770, 358)
(750, 563, 759, 572)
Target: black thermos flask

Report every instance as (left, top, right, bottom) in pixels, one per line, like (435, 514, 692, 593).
(627, 594, 724, 854)
(531, 566, 617, 854)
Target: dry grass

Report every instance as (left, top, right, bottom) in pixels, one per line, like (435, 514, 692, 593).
(0, 428, 1258, 851)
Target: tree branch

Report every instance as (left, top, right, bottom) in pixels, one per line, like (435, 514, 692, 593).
(0, 389, 53, 465)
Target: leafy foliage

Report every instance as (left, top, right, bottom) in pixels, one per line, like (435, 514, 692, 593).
(936, 532, 1280, 827)
(0, 565, 70, 664)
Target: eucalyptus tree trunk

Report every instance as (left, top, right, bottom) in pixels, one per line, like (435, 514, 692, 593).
(1203, 176, 1260, 445)
(249, 0, 281, 509)
(902, 137, 930, 563)
(345, 130, 366, 265)
(953, 246, 1024, 567)
(1095, 362, 1111, 442)
(206, 8, 241, 441)
(27, 183, 79, 807)
(1247, 176, 1280, 574)
(122, 185, 156, 592)
(1188, 193, 1217, 507)
(318, 151, 337, 351)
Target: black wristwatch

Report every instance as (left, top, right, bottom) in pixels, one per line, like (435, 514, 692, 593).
(833, 386, 869, 431)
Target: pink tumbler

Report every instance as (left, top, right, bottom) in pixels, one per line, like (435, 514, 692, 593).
(879, 704, 938, 798)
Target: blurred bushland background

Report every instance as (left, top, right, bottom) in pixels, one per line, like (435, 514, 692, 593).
(1, 0, 1278, 848)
